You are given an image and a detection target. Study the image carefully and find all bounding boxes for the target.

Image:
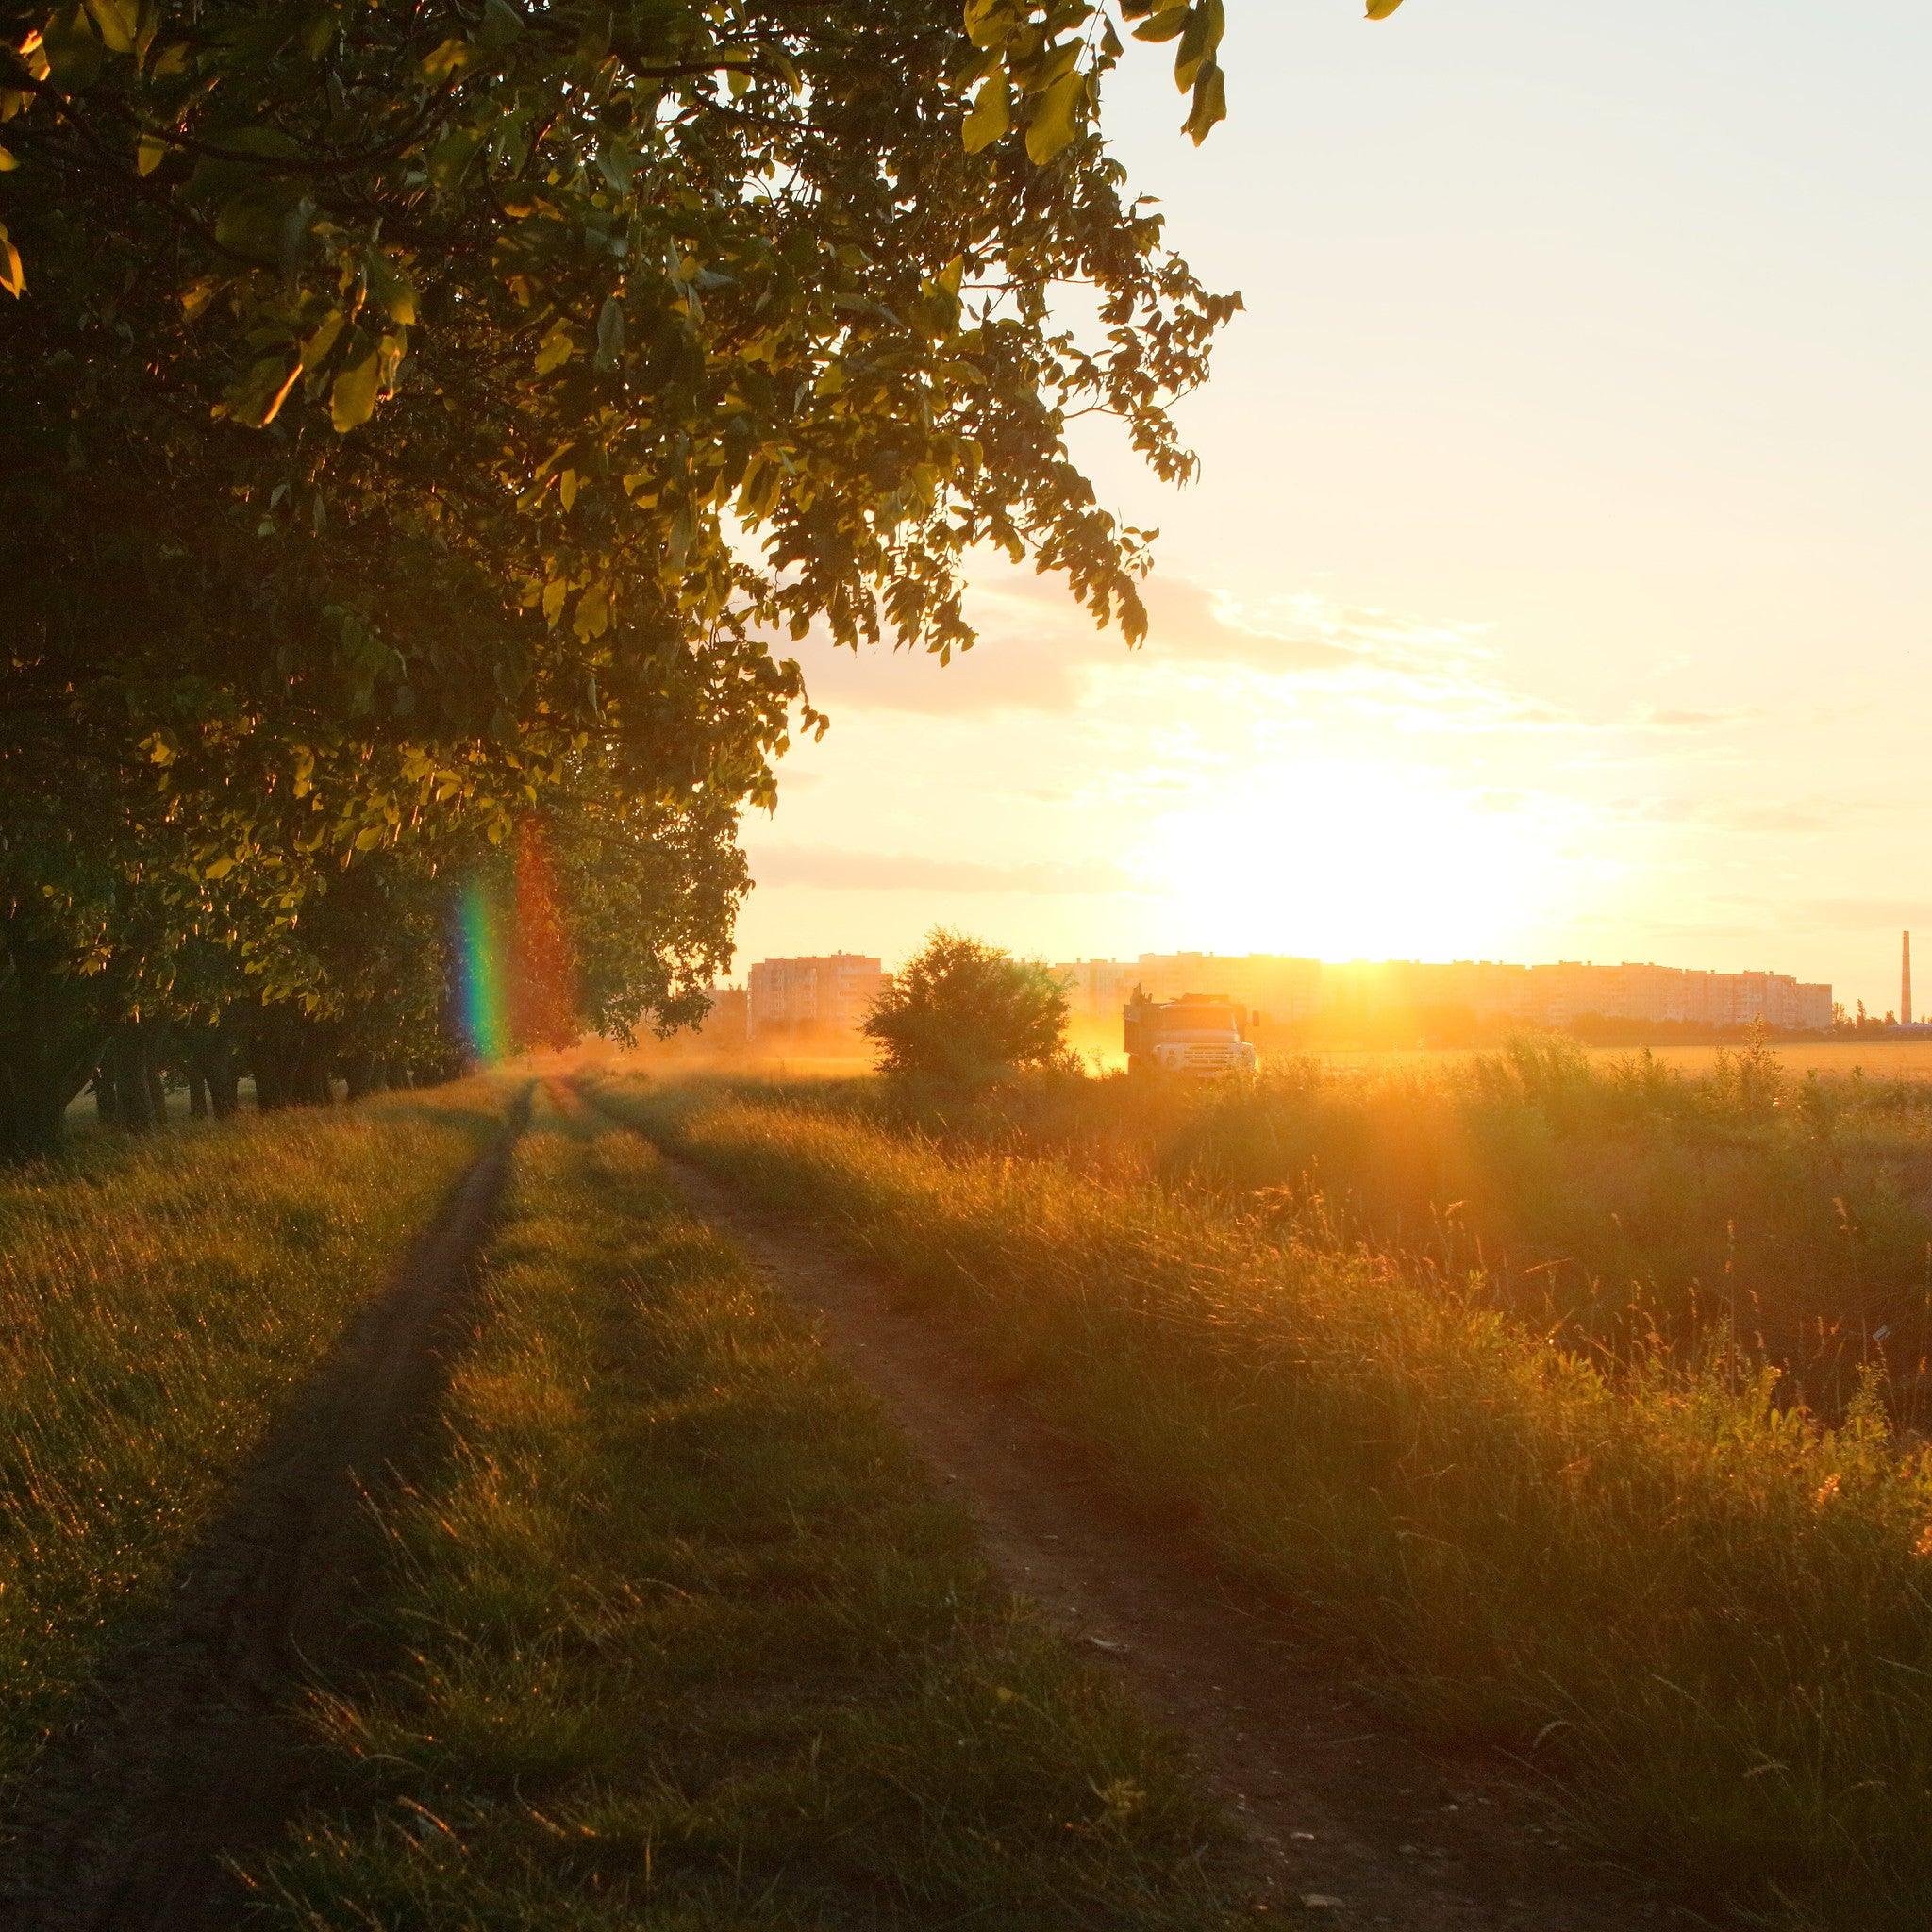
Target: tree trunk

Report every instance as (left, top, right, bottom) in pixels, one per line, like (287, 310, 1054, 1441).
(143, 1037, 168, 1125)
(210, 1039, 241, 1117)
(0, 927, 110, 1160)
(103, 1027, 157, 1133)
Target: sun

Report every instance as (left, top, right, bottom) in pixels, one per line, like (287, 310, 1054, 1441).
(1131, 757, 1566, 961)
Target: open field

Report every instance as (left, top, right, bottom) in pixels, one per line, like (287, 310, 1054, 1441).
(15, 1046, 1932, 1928)
(0, 1083, 505, 1820)
(673, 1040, 1932, 1423)
(632, 1033, 1932, 1087)
(606, 1064, 1932, 1930)
(1278, 1039, 1932, 1082)
(256, 1102, 1248, 1929)
(3, 1084, 1285, 1929)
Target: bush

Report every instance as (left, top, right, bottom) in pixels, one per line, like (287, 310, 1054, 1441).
(863, 930, 1071, 1087)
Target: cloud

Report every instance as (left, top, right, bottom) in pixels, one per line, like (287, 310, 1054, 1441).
(1607, 794, 1907, 836)
(781, 566, 1757, 757)
(1626, 704, 1759, 733)
(790, 633, 1088, 717)
(749, 844, 1141, 896)
(784, 568, 1439, 718)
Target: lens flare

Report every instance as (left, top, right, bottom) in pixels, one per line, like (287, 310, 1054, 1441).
(454, 822, 576, 1063)
(457, 878, 510, 1062)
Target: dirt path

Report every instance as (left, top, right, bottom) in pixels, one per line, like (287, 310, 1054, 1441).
(0, 1087, 530, 1932)
(659, 1152, 1710, 1932)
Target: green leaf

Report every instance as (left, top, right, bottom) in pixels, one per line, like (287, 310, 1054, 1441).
(214, 186, 305, 264)
(135, 131, 166, 175)
(364, 252, 417, 326)
(82, 0, 139, 57)
(480, 0, 523, 48)
(299, 308, 345, 373)
(300, 6, 337, 58)
(329, 345, 381, 431)
(421, 37, 474, 81)
(352, 824, 384, 851)
(572, 579, 609, 641)
(1024, 69, 1085, 165)
(1174, 0, 1224, 92)
(1182, 60, 1226, 144)
(962, 71, 1009, 155)
(1130, 5, 1189, 42)
(203, 855, 237, 880)
(42, 7, 106, 88)
(594, 292, 625, 368)
(963, 0, 1015, 54)
(0, 224, 23, 299)
(534, 321, 575, 375)
(1366, 0, 1405, 15)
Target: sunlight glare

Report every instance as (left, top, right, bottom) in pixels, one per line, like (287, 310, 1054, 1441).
(1132, 758, 1568, 962)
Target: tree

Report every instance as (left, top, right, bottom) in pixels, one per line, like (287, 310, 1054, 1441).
(863, 928, 1069, 1085)
(0, 1, 1406, 1153)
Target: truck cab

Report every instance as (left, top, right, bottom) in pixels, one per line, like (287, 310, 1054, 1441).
(1124, 991, 1259, 1077)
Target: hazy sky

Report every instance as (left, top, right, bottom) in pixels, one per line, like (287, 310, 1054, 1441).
(736, 1, 1930, 1014)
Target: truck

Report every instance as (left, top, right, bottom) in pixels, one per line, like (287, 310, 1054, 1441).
(1123, 991, 1258, 1077)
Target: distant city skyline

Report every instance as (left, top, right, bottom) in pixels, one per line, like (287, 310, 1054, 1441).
(730, 928, 1924, 1024)
(727, 943, 1862, 1036)
(731, 1, 1931, 1024)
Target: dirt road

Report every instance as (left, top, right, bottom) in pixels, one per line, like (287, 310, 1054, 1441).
(0, 1089, 529, 1932)
(661, 1151, 1708, 1932)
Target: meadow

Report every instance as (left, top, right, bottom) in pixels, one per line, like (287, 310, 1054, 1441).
(700, 1037, 1932, 1423)
(0, 1087, 502, 1817)
(257, 1103, 1247, 1928)
(606, 1047, 1932, 1930)
(1, 1084, 1260, 1926)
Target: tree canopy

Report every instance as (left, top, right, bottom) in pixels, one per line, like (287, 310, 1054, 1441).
(0, 1, 1402, 1152)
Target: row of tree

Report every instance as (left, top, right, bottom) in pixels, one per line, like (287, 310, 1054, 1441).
(0, 2, 1383, 1158)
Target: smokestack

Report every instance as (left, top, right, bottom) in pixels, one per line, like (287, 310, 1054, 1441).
(1906, 930, 1914, 1028)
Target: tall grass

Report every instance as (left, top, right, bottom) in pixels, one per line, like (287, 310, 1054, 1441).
(739, 1040, 1932, 1419)
(0, 1086, 503, 1810)
(258, 1107, 1247, 1928)
(613, 1075, 1932, 1929)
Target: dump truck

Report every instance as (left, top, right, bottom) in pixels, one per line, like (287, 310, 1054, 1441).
(1123, 991, 1258, 1077)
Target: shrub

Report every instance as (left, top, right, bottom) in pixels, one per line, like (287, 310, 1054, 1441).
(863, 930, 1072, 1088)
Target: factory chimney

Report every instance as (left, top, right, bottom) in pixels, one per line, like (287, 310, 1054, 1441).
(1906, 930, 1914, 1028)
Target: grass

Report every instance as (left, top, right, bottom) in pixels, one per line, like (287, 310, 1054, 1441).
(0, 1083, 504, 1818)
(254, 1101, 1248, 1929)
(723, 1039, 1932, 1422)
(607, 1068, 1932, 1930)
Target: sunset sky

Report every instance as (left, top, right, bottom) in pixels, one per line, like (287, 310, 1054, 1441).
(736, 1, 1930, 1014)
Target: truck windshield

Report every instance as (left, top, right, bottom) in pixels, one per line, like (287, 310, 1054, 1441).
(1165, 1007, 1238, 1032)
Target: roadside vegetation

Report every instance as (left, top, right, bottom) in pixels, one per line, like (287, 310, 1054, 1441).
(608, 1064, 1932, 1930)
(257, 1106, 1247, 1929)
(0, 1084, 502, 1819)
(716, 1035, 1932, 1422)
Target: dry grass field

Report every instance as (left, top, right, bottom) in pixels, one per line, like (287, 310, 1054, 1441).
(605, 1046, 1932, 1930)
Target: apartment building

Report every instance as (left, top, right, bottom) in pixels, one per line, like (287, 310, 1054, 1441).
(745, 954, 887, 1039)
(1054, 952, 1832, 1033)
(1057, 953, 1324, 1024)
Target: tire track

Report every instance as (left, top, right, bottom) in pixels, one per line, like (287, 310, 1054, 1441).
(583, 1088, 1707, 1932)
(1, 1084, 531, 1932)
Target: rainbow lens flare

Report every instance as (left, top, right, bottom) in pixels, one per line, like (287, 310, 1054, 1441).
(457, 877, 509, 1062)
(454, 823, 575, 1062)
